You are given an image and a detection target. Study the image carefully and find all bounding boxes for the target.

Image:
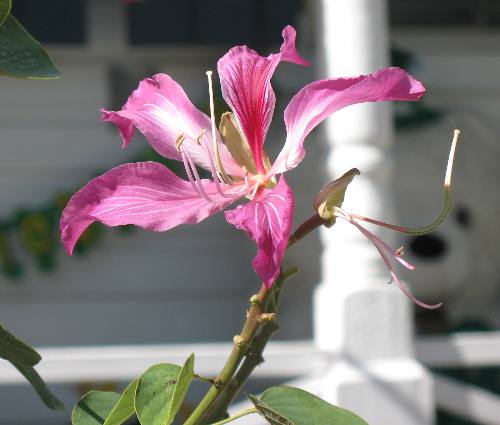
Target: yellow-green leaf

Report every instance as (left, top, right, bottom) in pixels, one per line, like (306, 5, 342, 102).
(135, 363, 181, 425)
(72, 391, 120, 425)
(251, 386, 369, 425)
(168, 354, 194, 422)
(103, 379, 138, 425)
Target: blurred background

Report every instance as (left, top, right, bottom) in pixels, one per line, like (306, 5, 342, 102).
(0, 0, 500, 424)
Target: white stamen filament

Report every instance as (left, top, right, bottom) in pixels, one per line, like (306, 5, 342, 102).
(181, 150, 212, 202)
(334, 208, 441, 309)
(445, 129, 460, 187)
(248, 180, 261, 200)
(200, 137, 245, 199)
(206, 70, 232, 184)
(335, 209, 414, 270)
(183, 148, 214, 203)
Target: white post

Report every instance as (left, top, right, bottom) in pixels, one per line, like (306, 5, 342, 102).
(312, 1, 435, 424)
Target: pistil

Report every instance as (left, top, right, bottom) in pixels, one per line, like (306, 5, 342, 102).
(206, 70, 232, 185)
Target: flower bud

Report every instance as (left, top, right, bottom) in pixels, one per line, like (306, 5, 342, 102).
(313, 168, 360, 226)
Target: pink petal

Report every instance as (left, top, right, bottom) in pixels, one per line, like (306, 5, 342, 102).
(101, 73, 242, 176)
(60, 162, 238, 255)
(225, 176, 294, 287)
(217, 25, 309, 174)
(271, 67, 426, 174)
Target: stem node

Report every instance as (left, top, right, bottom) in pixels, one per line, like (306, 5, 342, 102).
(258, 313, 276, 324)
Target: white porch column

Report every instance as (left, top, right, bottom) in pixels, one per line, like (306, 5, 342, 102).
(312, 1, 434, 424)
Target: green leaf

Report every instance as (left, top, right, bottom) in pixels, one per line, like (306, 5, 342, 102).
(0, 0, 11, 26)
(135, 363, 185, 425)
(248, 395, 293, 425)
(250, 386, 369, 425)
(12, 360, 64, 411)
(0, 16, 61, 79)
(169, 354, 194, 422)
(0, 323, 42, 366)
(72, 391, 120, 425)
(103, 379, 138, 425)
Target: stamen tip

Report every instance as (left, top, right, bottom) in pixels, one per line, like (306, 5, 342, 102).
(427, 302, 443, 310)
(206, 70, 213, 77)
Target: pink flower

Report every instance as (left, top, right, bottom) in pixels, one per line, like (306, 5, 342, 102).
(60, 25, 425, 288)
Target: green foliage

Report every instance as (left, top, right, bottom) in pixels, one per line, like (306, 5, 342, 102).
(135, 361, 190, 425)
(103, 379, 138, 425)
(250, 386, 369, 425)
(72, 391, 121, 425)
(12, 360, 64, 410)
(0, 0, 11, 26)
(169, 353, 195, 423)
(0, 323, 63, 410)
(72, 355, 195, 425)
(0, 15, 61, 79)
(0, 323, 41, 366)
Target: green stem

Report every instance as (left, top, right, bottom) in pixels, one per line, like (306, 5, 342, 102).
(201, 268, 295, 423)
(185, 212, 323, 425)
(193, 374, 216, 385)
(209, 408, 257, 425)
(287, 213, 326, 248)
(184, 285, 270, 425)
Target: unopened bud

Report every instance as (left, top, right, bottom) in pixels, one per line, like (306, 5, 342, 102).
(313, 168, 360, 226)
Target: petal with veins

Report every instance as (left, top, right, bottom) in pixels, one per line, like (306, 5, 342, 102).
(225, 176, 294, 287)
(101, 73, 242, 176)
(271, 67, 426, 174)
(60, 162, 239, 255)
(217, 25, 309, 174)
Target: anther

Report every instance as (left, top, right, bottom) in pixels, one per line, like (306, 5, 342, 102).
(396, 246, 405, 256)
(196, 129, 206, 145)
(175, 134, 186, 152)
(249, 294, 260, 305)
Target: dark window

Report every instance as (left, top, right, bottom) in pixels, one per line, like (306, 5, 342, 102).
(390, 0, 500, 26)
(12, 0, 86, 44)
(127, 0, 303, 46)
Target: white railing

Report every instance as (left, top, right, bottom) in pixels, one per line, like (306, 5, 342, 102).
(417, 331, 500, 425)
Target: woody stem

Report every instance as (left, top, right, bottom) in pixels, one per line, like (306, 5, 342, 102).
(184, 213, 325, 425)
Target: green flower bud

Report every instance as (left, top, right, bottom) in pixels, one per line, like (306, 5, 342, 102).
(313, 168, 360, 227)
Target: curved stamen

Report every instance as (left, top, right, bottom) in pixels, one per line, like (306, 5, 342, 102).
(335, 208, 415, 270)
(248, 179, 261, 200)
(200, 138, 247, 199)
(177, 134, 207, 200)
(206, 70, 233, 185)
(339, 129, 460, 236)
(183, 147, 215, 203)
(180, 150, 206, 199)
(335, 209, 441, 309)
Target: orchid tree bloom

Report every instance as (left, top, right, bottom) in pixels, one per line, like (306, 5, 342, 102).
(313, 130, 460, 309)
(60, 25, 426, 288)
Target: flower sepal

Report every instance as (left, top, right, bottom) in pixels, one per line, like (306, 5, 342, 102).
(313, 168, 360, 227)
